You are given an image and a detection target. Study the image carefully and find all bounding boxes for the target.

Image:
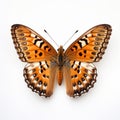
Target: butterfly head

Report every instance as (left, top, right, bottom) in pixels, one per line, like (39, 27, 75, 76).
(57, 46, 64, 52)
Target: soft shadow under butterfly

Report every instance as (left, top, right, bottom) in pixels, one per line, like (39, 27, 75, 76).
(11, 24, 112, 97)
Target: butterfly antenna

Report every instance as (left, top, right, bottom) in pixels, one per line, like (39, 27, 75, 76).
(44, 29, 59, 47)
(63, 30, 79, 46)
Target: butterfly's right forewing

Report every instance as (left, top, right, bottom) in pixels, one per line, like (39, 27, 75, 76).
(65, 24, 112, 62)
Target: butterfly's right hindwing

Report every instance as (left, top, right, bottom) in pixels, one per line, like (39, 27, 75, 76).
(64, 61, 97, 97)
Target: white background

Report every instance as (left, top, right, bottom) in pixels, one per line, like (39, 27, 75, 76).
(0, 0, 120, 120)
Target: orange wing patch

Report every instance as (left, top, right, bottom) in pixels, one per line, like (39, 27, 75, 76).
(64, 61, 97, 97)
(24, 61, 57, 97)
(11, 24, 57, 62)
(65, 24, 112, 62)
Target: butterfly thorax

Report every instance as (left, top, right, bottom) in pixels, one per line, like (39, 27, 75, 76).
(57, 46, 65, 67)
(56, 46, 65, 85)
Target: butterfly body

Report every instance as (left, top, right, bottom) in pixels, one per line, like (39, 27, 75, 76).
(57, 46, 65, 67)
(11, 24, 112, 97)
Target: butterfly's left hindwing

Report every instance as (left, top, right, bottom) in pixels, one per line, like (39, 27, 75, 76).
(11, 24, 57, 62)
(24, 61, 57, 97)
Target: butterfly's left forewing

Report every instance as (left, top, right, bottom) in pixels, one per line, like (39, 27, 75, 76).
(11, 24, 57, 62)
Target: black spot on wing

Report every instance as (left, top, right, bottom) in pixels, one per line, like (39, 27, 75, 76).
(35, 50, 38, 53)
(34, 39, 42, 45)
(77, 41, 82, 48)
(81, 38, 88, 45)
(73, 45, 77, 50)
(79, 52, 82, 56)
(39, 52, 43, 56)
(39, 41, 44, 48)
(44, 45, 49, 50)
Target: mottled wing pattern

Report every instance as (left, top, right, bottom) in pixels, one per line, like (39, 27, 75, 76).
(64, 24, 112, 97)
(65, 24, 112, 62)
(24, 61, 57, 97)
(11, 24, 57, 62)
(11, 24, 58, 97)
(64, 61, 97, 97)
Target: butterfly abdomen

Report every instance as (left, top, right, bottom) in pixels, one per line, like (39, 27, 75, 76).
(57, 68, 63, 85)
(56, 46, 64, 85)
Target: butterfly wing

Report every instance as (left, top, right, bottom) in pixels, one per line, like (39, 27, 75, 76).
(11, 24, 57, 62)
(64, 24, 112, 97)
(63, 61, 97, 97)
(65, 24, 112, 62)
(11, 24, 58, 97)
(24, 61, 58, 97)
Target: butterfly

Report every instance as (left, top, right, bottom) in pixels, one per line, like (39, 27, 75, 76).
(11, 24, 112, 97)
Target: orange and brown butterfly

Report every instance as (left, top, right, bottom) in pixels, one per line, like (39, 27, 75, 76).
(11, 24, 112, 97)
